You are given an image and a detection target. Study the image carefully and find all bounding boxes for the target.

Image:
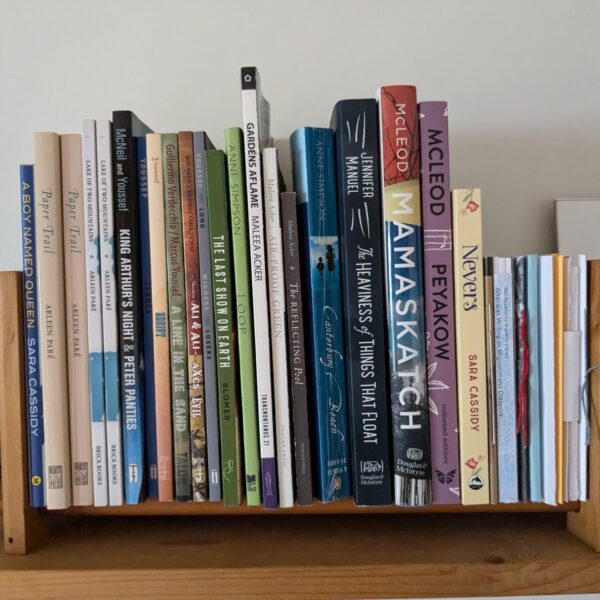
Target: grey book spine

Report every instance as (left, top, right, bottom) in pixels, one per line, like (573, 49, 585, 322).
(281, 191, 313, 506)
(193, 132, 221, 501)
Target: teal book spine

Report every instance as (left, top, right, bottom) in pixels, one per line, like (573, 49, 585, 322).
(206, 149, 243, 506)
(225, 128, 261, 506)
(526, 254, 543, 502)
(162, 134, 192, 501)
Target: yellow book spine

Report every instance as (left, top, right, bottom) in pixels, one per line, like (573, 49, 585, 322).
(452, 189, 490, 505)
(553, 254, 564, 504)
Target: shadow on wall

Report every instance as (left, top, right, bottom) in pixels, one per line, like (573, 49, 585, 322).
(271, 133, 600, 258)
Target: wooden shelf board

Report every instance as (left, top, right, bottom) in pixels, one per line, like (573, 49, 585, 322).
(57, 497, 580, 516)
(0, 513, 599, 598)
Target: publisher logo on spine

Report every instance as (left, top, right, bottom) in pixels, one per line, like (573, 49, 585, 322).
(407, 448, 423, 460)
(360, 460, 384, 474)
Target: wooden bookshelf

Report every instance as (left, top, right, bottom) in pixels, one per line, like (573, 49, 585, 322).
(2, 268, 600, 597)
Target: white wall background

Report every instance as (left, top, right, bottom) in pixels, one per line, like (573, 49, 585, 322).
(1, 0, 599, 271)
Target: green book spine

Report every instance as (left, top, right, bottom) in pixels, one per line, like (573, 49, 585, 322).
(162, 134, 192, 501)
(225, 127, 261, 506)
(206, 149, 242, 506)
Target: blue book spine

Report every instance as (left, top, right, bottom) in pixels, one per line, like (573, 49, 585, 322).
(493, 258, 519, 503)
(20, 164, 45, 508)
(526, 255, 542, 502)
(291, 127, 350, 502)
(137, 137, 158, 499)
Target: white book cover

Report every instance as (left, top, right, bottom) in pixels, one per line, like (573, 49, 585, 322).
(96, 120, 124, 506)
(492, 258, 519, 503)
(577, 254, 588, 501)
(82, 119, 109, 507)
(539, 255, 556, 505)
(34, 132, 72, 509)
(263, 147, 294, 507)
(241, 68, 278, 505)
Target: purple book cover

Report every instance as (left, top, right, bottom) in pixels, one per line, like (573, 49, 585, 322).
(419, 101, 460, 503)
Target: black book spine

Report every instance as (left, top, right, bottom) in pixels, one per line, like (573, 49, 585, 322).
(112, 111, 148, 502)
(281, 191, 313, 506)
(331, 99, 393, 505)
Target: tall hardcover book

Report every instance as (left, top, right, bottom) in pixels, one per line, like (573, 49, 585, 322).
(240, 67, 278, 506)
(513, 256, 529, 501)
(493, 257, 518, 503)
(193, 132, 221, 501)
(331, 99, 392, 506)
(263, 147, 294, 507)
(576, 254, 588, 501)
(61, 134, 94, 506)
(20, 164, 45, 508)
(291, 127, 350, 502)
(280, 192, 314, 505)
(112, 111, 150, 504)
(376, 85, 431, 506)
(82, 121, 108, 507)
(34, 132, 72, 509)
(484, 258, 499, 504)
(418, 101, 460, 504)
(206, 149, 243, 506)
(97, 120, 124, 506)
(526, 255, 543, 502)
(137, 135, 158, 499)
(179, 131, 208, 502)
(452, 188, 490, 505)
(225, 127, 261, 506)
(162, 134, 192, 502)
(553, 254, 564, 503)
(539, 255, 556, 505)
(146, 133, 174, 501)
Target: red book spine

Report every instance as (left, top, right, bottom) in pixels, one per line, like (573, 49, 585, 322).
(179, 132, 208, 501)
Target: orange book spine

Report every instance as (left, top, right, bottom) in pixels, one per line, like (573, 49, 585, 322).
(553, 254, 564, 504)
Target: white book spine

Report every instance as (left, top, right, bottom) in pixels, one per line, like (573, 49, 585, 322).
(539, 255, 556, 505)
(96, 120, 124, 506)
(241, 81, 278, 502)
(263, 147, 294, 507)
(493, 258, 519, 503)
(34, 132, 72, 509)
(578, 254, 588, 501)
(82, 119, 108, 507)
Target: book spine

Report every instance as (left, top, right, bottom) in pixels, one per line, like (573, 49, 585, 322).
(34, 132, 72, 509)
(137, 136, 158, 499)
(493, 258, 518, 503)
(451, 188, 490, 505)
(179, 132, 208, 502)
(513, 255, 529, 502)
(82, 121, 108, 507)
(331, 99, 392, 506)
(280, 192, 313, 505)
(577, 254, 588, 501)
(526, 255, 543, 502)
(112, 113, 145, 504)
(241, 68, 278, 507)
(206, 149, 242, 506)
(193, 132, 221, 501)
(225, 127, 261, 506)
(484, 258, 499, 504)
(263, 147, 294, 507)
(377, 86, 431, 506)
(553, 254, 564, 504)
(146, 133, 173, 501)
(539, 255, 556, 505)
(291, 127, 350, 502)
(61, 135, 93, 506)
(20, 164, 45, 508)
(97, 121, 124, 506)
(162, 134, 192, 502)
(418, 101, 460, 504)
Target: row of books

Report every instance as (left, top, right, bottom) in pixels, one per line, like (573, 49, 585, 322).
(20, 67, 589, 509)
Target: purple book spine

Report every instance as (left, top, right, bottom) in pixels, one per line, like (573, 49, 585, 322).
(419, 101, 460, 504)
